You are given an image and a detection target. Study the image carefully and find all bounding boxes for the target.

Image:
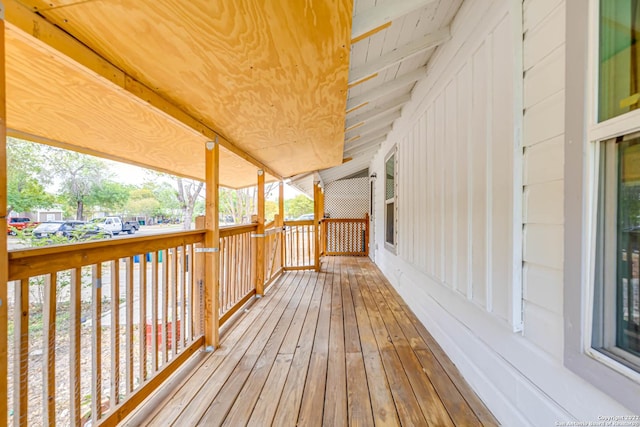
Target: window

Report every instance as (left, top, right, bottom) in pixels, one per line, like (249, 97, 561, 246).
(384, 149, 397, 250)
(593, 134, 640, 371)
(598, 0, 640, 122)
(565, 0, 640, 411)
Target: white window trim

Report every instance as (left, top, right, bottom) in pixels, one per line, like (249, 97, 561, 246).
(384, 146, 397, 253)
(564, 0, 640, 412)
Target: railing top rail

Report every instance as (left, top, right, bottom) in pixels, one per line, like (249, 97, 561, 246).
(219, 223, 258, 238)
(322, 218, 368, 223)
(284, 220, 315, 226)
(8, 230, 206, 281)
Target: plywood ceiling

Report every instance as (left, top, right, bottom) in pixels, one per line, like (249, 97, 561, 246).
(12, 0, 353, 181)
(5, 23, 276, 188)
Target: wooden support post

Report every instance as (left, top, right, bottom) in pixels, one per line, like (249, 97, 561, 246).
(278, 181, 284, 226)
(0, 12, 8, 427)
(204, 139, 220, 349)
(255, 170, 265, 295)
(313, 182, 321, 272)
(278, 181, 285, 269)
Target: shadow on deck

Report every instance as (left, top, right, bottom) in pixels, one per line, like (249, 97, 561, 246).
(128, 256, 498, 426)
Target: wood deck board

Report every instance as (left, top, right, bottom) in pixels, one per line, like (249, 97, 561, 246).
(144, 273, 300, 425)
(143, 257, 497, 426)
(363, 259, 500, 427)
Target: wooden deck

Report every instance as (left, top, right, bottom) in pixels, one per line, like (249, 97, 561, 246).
(135, 257, 498, 426)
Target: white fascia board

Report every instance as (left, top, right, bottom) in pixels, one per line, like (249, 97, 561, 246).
(351, 0, 439, 40)
(349, 27, 450, 84)
(346, 67, 427, 111)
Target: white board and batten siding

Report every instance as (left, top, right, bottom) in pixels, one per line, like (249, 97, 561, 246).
(522, 0, 566, 361)
(389, 0, 520, 325)
(370, 0, 631, 424)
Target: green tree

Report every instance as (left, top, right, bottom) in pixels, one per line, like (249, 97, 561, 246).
(87, 181, 132, 214)
(125, 188, 162, 219)
(285, 194, 313, 219)
(176, 178, 204, 230)
(265, 200, 278, 222)
(6, 138, 54, 214)
(51, 150, 110, 220)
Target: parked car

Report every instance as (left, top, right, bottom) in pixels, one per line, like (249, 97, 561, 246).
(7, 217, 37, 235)
(90, 216, 140, 235)
(295, 213, 315, 220)
(32, 221, 112, 241)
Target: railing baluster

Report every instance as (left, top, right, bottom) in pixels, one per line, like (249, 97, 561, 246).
(186, 245, 193, 342)
(70, 269, 82, 426)
(43, 274, 57, 426)
(91, 265, 102, 423)
(110, 260, 121, 407)
(162, 250, 169, 364)
(14, 279, 28, 427)
(171, 248, 178, 356)
(180, 246, 186, 349)
(126, 257, 134, 393)
(139, 253, 147, 383)
(151, 251, 158, 373)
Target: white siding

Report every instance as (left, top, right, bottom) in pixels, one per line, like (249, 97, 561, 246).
(369, 0, 631, 423)
(522, 0, 566, 360)
(390, 1, 516, 319)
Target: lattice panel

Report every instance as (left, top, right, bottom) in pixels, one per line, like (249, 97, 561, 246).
(324, 219, 368, 256)
(324, 177, 369, 219)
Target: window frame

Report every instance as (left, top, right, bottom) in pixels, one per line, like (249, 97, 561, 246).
(564, 0, 640, 412)
(384, 146, 397, 253)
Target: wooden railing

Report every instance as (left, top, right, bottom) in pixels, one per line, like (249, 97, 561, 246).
(322, 216, 369, 256)
(218, 224, 257, 325)
(283, 220, 316, 270)
(5, 218, 295, 426)
(7, 231, 206, 426)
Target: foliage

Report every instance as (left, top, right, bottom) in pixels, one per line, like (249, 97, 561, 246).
(125, 188, 161, 218)
(175, 178, 204, 230)
(50, 149, 111, 220)
(219, 187, 256, 224)
(284, 194, 313, 219)
(87, 181, 132, 213)
(219, 183, 279, 224)
(6, 138, 55, 213)
(265, 200, 278, 222)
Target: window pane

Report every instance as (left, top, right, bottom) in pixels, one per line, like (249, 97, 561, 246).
(385, 202, 394, 245)
(617, 137, 640, 358)
(599, 0, 640, 121)
(385, 154, 395, 200)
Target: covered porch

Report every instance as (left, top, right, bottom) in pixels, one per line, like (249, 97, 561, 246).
(129, 256, 497, 426)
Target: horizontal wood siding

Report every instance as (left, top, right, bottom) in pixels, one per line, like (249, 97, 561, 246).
(522, 0, 566, 360)
(392, 0, 516, 324)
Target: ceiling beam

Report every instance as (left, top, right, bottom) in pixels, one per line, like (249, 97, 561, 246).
(4, 0, 284, 181)
(345, 110, 400, 140)
(349, 27, 450, 84)
(345, 143, 383, 158)
(345, 135, 386, 153)
(346, 94, 410, 128)
(351, 0, 438, 41)
(345, 114, 398, 140)
(346, 66, 426, 111)
(346, 125, 392, 144)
